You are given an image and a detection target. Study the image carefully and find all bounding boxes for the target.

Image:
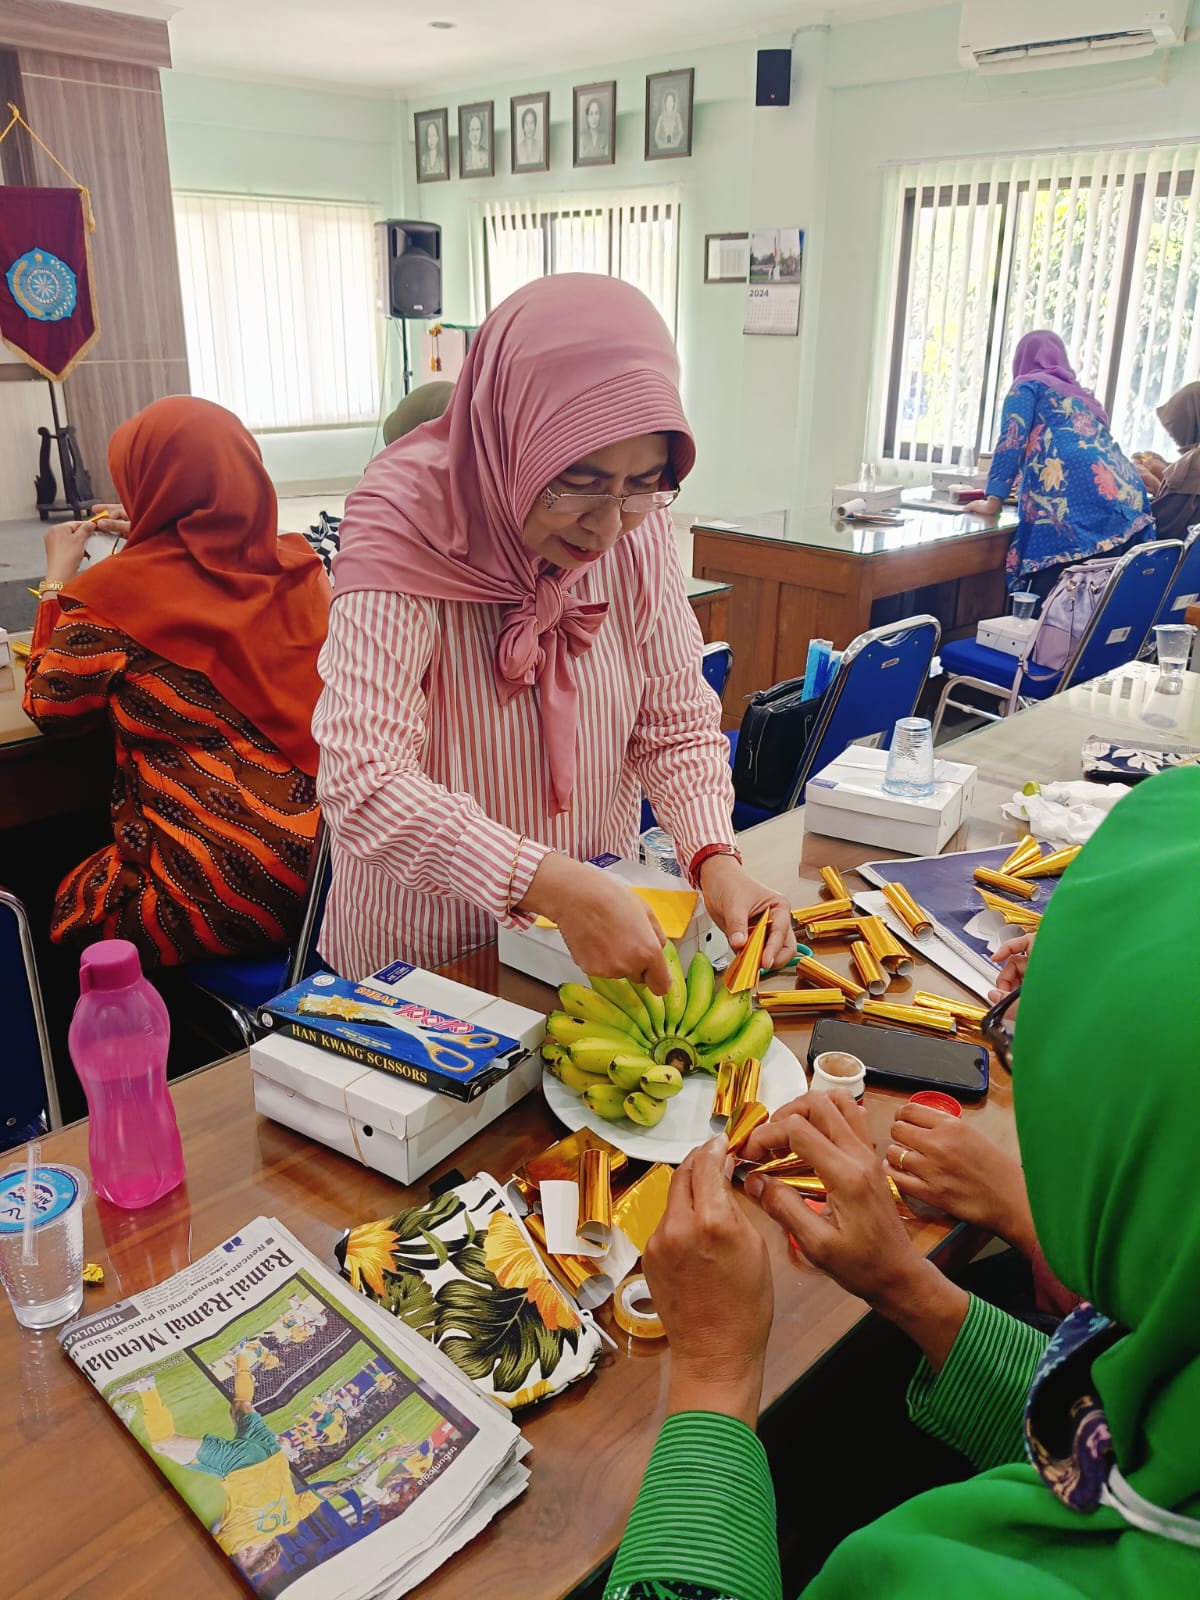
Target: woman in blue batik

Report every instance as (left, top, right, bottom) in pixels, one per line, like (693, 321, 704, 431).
(967, 330, 1152, 596)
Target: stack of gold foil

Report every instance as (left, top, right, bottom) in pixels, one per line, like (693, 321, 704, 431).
(861, 914, 913, 974)
(524, 1212, 604, 1299)
(973, 865, 1038, 901)
(862, 999, 957, 1034)
(1013, 845, 1081, 879)
(999, 835, 1043, 875)
(912, 990, 990, 1029)
(612, 1162, 674, 1254)
(881, 882, 934, 937)
(976, 888, 1044, 931)
(796, 954, 866, 1008)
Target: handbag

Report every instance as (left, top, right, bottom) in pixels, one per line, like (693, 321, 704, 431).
(1025, 556, 1121, 674)
(732, 676, 824, 813)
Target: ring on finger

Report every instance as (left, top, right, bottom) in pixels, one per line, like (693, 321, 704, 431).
(897, 1147, 909, 1172)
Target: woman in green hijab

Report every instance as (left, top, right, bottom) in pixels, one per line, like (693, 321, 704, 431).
(605, 765, 1200, 1599)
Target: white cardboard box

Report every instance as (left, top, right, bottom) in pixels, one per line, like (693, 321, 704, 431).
(497, 853, 728, 990)
(804, 745, 977, 856)
(831, 482, 902, 513)
(931, 468, 989, 496)
(976, 615, 1038, 659)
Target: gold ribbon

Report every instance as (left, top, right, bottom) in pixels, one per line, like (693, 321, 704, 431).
(0, 104, 96, 230)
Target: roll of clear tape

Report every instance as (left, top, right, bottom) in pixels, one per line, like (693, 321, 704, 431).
(612, 1274, 666, 1339)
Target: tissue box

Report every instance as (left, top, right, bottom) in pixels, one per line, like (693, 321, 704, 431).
(976, 615, 1038, 658)
(497, 853, 727, 989)
(831, 483, 902, 514)
(931, 468, 988, 497)
(804, 745, 977, 856)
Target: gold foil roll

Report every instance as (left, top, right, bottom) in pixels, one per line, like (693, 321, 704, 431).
(973, 866, 1038, 901)
(756, 987, 845, 1010)
(742, 1055, 763, 1106)
(882, 881, 934, 937)
(712, 1057, 760, 1125)
(522, 1129, 628, 1191)
(860, 914, 913, 973)
(799, 917, 864, 941)
(1013, 845, 1081, 879)
(524, 1213, 603, 1298)
(999, 835, 1043, 876)
(976, 888, 1043, 929)
(792, 896, 853, 925)
(862, 1000, 957, 1033)
(913, 991, 989, 1029)
(612, 1162, 673, 1255)
(724, 908, 771, 992)
(849, 941, 888, 996)
(726, 1099, 770, 1156)
(820, 865, 851, 903)
(745, 1151, 814, 1179)
(796, 954, 866, 1007)
(577, 1148, 613, 1247)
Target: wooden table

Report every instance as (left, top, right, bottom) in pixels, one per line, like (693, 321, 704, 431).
(685, 574, 732, 644)
(693, 502, 1017, 722)
(0, 807, 1018, 1600)
(0, 629, 114, 834)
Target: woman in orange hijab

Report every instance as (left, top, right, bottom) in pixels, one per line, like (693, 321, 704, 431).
(23, 396, 330, 966)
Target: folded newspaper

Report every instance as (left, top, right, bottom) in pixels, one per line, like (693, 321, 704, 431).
(59, 1217, 529, 1600)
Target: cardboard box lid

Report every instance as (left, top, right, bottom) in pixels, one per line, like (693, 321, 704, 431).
(250, 1029, 461, 1139)
(805, 745, 976, 822)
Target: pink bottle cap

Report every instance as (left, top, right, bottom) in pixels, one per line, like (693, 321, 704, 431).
(79, 939, 144, 993)
(907, 1090, 963, 1118)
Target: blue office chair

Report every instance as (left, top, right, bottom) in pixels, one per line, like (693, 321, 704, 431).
(1150, 524, 1200, 629)
(731, 614, 942, 830)
(639, 642, 735, 832)
(183, 821, 332, 1048)
(932, 539, 1183, 737)
(1, 890, 61, 1152)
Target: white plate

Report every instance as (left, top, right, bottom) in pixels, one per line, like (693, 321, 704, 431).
(542, 1035, 807, 1166)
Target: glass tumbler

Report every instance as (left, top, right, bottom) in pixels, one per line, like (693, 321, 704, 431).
(1153, 624, 1195, 696)
(1010, 592, 1038, 622)
(882, 717, 935, 799)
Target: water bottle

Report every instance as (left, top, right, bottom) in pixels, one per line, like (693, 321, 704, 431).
(68, 941, 185, 1210)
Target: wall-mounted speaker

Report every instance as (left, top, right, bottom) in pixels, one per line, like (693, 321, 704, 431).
(755, 48, 792, 107)
(376, 220, 443, 319)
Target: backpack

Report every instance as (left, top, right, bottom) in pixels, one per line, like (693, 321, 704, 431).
(1023, 556, 1121, 674)
(732, 677, 824, 813)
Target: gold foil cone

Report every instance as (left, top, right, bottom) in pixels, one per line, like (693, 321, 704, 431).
(726, 1099, 770, 1156)
(849, 942, 888, 996)
(724, 908, 771, 992)
(913, 990, 989, 1028)
(522, 1129, 628, 1191)
(860, 914, 913, 972)
(862, 1000, 957, 1034)
(976, 889, 1044, 929)
(577, 1148, 613, 1247)
(712, 1056, 762, 1125)
(792, 896, 853, 925)
(756, 987, 845, 1010)
(745, 1151, 814, 1179)
(973, 866, 1037, 901)
(524, 1213, 603, 1296)
(882, 882, 934, 937)
(820, 865, 851, 903)
(799, 917, 864, 941)
(796, 954, 866, 1006)
(1013, 845, 1081, 879)
(999, 835, 1043, 875)
(612, 1162, 673, 1255)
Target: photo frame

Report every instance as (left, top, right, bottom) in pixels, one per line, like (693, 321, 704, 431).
(458, 101, 495, 179)
(573, 80, 616, 168)
(645, 68, 694, 161)
(510, 91, 550, 174)
(414, 108, 450, 185)
(704, 232, 750, 284)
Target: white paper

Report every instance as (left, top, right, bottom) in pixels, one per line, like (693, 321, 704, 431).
(538, 1181, 640, 1287)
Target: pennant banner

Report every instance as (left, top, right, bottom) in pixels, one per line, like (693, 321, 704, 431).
(0, 186, 99, 380)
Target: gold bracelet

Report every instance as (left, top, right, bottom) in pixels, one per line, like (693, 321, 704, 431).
(504, 834, 529, 917)
(38, 580, 65, 597)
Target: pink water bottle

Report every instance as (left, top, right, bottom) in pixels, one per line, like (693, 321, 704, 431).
(68, 940, 185, 1209)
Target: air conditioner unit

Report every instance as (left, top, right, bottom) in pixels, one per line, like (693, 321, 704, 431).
(959, 0, 1188, 73)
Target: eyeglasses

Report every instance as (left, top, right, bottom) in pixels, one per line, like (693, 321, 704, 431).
(539, 485, 680, 517)
(981, 984, 1020, 1075)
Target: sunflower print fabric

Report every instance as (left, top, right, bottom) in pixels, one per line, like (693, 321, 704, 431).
(338, 1174, 602, 1410)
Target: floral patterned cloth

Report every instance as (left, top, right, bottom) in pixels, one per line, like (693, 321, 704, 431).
(337, 1174, 601, 1409)
(1024, 1301, 1124, 1510)
(987, 380, 1153, 588)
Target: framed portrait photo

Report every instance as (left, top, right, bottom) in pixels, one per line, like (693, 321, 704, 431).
(645, 68, 694, 161)
(573, 80, 616, 168)
(414, 108, 450, 185)
(458, 101, 495, 179)
(510, 91, 550, 174)
(704, 232, 750, 283)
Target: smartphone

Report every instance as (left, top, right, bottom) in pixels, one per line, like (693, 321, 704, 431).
(808, 1017, 988, 1101)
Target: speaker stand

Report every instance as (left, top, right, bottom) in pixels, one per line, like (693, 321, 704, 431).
(398, 318, 413, 397)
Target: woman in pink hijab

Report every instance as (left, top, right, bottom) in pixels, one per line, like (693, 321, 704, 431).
(314, 275, 794, 988)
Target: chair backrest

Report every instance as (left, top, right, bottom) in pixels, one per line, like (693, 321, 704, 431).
(1060, 539, 1183, 691)
(0, 890, 60, 1149)
(787, 614, 941, 809)
(1151, 524, 1200, 626)
(701, 641, 733, 700)
(286, 819, 333, 988)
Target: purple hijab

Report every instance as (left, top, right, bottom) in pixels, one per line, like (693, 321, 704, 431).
(1010, 330, 1109, 424)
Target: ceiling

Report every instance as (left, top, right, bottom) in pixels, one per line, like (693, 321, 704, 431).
(71, 0, 943, 94)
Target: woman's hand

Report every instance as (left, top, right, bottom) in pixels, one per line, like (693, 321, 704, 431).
(987, 932, 1034, 1003)
(699, 855, 795, 972)
(886, 1105, 1036, 1257)
(90, 503, 131, 540)
(522, 853, 672, 993)
(964, 495, 1003, 518)
(42, 520, 93, 586)
(644, 1135, 773, 1427)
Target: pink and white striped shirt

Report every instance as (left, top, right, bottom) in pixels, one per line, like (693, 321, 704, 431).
(313, 514, 735, 976)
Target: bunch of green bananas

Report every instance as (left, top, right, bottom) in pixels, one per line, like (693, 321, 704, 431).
(541, 942, 773, 1129)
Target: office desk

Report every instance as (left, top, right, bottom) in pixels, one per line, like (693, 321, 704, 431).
(685, 573, 732, 643)
(693, 503, 1017, 721)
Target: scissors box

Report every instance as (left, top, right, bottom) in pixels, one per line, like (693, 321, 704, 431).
(804, 745, 977, 856)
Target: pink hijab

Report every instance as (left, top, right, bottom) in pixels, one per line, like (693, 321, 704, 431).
(1010, 330, 1109, 424)
(332, 274, 695, 812)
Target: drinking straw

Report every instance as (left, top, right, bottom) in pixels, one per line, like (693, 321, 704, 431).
(21, 1139, 39, 1267)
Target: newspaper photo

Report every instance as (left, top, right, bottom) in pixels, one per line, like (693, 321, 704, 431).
(60, 1217, 528, 1600)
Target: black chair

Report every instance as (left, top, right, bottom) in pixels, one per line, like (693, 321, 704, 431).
(1, 889, 61, 1151)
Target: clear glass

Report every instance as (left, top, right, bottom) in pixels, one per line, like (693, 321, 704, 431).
(858, 460, 877, 492)
(0, 1164, 88, 1329)
(1153, 624, 1196, 697)
(1010, 591, 1038, 622)
(959, 444, 976, 476)
(882, 716, 936, 798)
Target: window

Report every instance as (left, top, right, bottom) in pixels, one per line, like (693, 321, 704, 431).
(877, 143, 1200, 466)
(173, 194, 381, 432)
(471, 187, 681, 334)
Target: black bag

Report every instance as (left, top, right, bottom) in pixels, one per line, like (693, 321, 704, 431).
(732, 677, 824, 813)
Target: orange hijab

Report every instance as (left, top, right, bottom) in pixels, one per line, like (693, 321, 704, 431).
(64, 396, 329, 774)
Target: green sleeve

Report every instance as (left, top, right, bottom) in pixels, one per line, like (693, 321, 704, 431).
(907, 1294, 1049, 1471)
(605, 1412, 782, 1600)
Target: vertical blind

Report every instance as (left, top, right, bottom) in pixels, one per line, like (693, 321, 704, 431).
(174, 193, 381, 431)
(878, 143, 1200, 465)
(471, 187, 681, 334)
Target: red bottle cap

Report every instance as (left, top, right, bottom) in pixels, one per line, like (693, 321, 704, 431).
(907, 1090, 963, 1117)
(79, 939, 144, 993)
